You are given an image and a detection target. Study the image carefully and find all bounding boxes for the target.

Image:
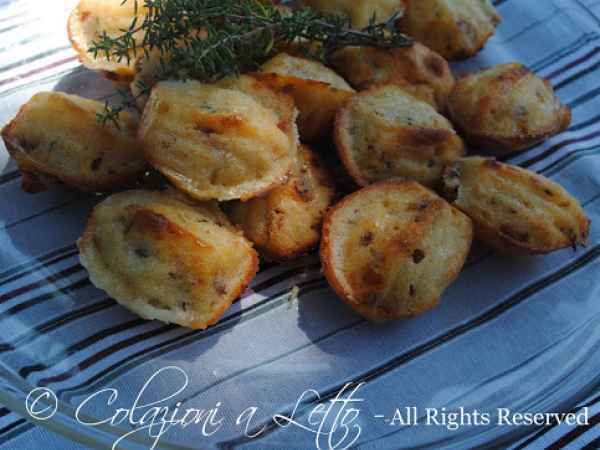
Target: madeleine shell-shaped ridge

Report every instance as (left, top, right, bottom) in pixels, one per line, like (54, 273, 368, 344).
(256, 53, 355, 142)
(1, 91, 146, 193)
(226, 144, 337, 261)
(68, 0, 147, 82)
(443, 157, 590, 254)
(330, 42, 455, 111)
(397, 0, 501, 60)
(78, 190, 259, 329)
(335, 84, 465, 189)
(139, 80, 294, 201)
(320, 180, 473, 322)
(299, 0, 406, 29)
(447, 63, 571, 153)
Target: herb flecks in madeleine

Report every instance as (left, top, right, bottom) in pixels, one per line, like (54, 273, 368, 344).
(330, 42, 455, 111)
(1, 92, 146, 193)
(78, 190, 258, 329)
(397, 0, 500, 60)
(68, 0, 147, 82)
(447, 63, 571, 153)
(256, 53, 355, 142)
(226, 145, 336, 261)
(443, 157, 590, 254)
(299, 0, 406, 29)
(320, 180, 473, 322)
(335, 84, 465, 189)
(139, 80, 294, 202)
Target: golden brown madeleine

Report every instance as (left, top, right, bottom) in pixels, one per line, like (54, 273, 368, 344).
(299, 0, 406, 29)
(320, 180, 473, 322)
(447, 63, 571, 153)
(68, 0, 147, 83)
(215, 75, 299, 160)
(334, 84, 465, 189)
(330, 42, 455, 111)
(133, 66, 300, 154)
(78, 190, 259, 329)
(138, 80, 294, 201)
(255, 53, 355, 142)
(226, 145, 336, 261)
(1, 92, 146, 193)
(397, 0, 501, 61)
(443, 157, 590, 254)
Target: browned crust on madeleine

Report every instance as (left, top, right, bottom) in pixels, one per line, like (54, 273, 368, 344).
(226, 144, 337, 261)
(333, 98, 367, 187)
(2, 93, 145, 193)
(443, 157, 590, 254)
(334, 84, 465, 189)
(77, 191, 259, 329)
(138, 81, 293, 202)
(78, 211, 256, 330)
(320, 180, 472, 321)
(449, 105, 572, 153)
(329, 43, 455, 111)
(67, 3, 136, 84)
(397, 0, 501, 61)
(253, 72, 354, 142)
(447, 64, 571, 154)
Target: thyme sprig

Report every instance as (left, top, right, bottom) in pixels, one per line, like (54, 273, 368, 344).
(95, 82, 150, 127)
(90, 0, 413, 124)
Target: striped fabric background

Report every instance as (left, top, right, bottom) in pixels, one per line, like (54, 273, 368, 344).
(0, 0, 599, 448)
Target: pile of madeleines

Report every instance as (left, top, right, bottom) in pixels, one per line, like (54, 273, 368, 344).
(1, 0, 591, 328)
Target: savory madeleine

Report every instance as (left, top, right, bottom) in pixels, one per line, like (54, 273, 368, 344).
(78, 190, 258, 329)
(1, 92, 146, 193)
(330, 42, 455, 111)
(443, 157, 590, 255)
(335, 84, 465, 189)
(397, 0, 501, 60)
(447, 63, 571, 153)
(299, 0, 406, 29)
(255, 53, 355, 142)
(226, 144, 336, 261)
(132, 56, 300, 152)
(320, 180, 473, 322)
(68, 0, 147, 82)
(139, 80, 294, 201)
(215, 74, 299, 159)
